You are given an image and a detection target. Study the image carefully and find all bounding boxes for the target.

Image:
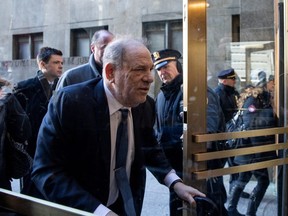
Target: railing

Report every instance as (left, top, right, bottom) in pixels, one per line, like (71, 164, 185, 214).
(191, 127, 288, 180)
(0, 188, 94, 216)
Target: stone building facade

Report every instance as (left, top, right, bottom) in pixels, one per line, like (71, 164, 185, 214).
(0, 0, 274, 95)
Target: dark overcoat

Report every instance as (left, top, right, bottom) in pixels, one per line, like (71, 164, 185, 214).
(32, 78, 172, 215)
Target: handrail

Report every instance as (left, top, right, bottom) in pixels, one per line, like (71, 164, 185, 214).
(192, 158, 288, 180)
(191, 126, 288, 180)
(0, 188, 94, 216)
(193, 143, 288, 161)
(192, 127, 288, 142)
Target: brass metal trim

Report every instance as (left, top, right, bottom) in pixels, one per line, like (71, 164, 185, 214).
(192, 158, 288, 180)
(192, 127, 288, 142)
(193, 143, 288, 161)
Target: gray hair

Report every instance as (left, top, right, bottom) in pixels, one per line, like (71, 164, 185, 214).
(102, 37, 147, 70)
(91, 29, 114, 45)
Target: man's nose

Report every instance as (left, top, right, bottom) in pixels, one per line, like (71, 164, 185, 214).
(144, 73, 154, 83)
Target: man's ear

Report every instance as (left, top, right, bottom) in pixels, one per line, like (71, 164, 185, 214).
(91, 44, 95, 53)
(39, 60, 46, 71)
(104, 63, 115, 82)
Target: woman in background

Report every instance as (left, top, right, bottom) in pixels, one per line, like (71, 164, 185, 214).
(0, 77, 31, 190)
(227, 86, 277, 216)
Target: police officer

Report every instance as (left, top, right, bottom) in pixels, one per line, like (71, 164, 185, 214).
(214, 68, 250, 199)
(152, 49, 184, 216)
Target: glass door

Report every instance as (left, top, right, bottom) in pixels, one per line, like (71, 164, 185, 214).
(183, 0, 288, 215)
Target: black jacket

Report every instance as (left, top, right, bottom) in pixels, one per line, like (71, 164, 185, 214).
(154, 74, 183, 149)
(214, 83, 239, 123)
(235, 89, 277, 165)
(0, 93, 31, 189)
(13, 71, 55, 157)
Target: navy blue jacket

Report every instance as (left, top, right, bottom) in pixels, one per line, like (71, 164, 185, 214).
(56, 54, 102, 90)
(32, 78, 172, 214)
(214, 83, 239, 123)
(154, 74, 183, 149)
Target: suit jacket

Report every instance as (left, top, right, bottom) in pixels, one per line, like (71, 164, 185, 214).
(32, 78, 172, 215)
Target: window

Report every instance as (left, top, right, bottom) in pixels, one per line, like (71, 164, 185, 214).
(143, 20, 183, 54)
(13, 33, 43, 60)
(70, 26, 108, 57)
(232, 15, 240, 42)
(143, 20, 183, 97)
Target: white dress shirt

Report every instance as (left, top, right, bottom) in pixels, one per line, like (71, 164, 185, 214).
(94, 82, 179, 215)
(94, 82, 134, 215)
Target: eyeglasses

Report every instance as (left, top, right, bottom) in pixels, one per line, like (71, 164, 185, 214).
(228, 77, 236, 80)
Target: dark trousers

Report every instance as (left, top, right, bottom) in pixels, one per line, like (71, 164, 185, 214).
(207, 176, 228, 215)
(237, 168, 270, 192)
(228, 157, 239, 184)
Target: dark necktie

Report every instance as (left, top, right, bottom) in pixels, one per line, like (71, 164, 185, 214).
(115, 109, 136, 216)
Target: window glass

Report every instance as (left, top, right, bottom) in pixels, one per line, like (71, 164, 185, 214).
(206, 2, 280, 216)
(76, 37, 90, 57)
(19, 41, 30, 59)
(143, 20, 182, 53)
(13, 33, 43, 60)
(71, 26, 108, 57)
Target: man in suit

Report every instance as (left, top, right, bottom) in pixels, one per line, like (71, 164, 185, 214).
(13, 47, 63, 197)
(56, 29, 114, 90)
(32, 37, 205, 216)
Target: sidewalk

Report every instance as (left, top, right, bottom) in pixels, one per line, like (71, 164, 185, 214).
(141, 170, 169, 216)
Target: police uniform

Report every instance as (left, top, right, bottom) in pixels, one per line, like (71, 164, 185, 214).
(152, 49, 184, 216)
(214, 69, 239, 123)
(214, 69, 250, 203)
(152, 49, 181, 70)
(217, 68, 237, 80)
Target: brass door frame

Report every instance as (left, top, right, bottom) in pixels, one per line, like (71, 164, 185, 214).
(183, 0, 207, 199)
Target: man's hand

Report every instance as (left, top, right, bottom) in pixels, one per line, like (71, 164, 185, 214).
(173, 182, 206, 207)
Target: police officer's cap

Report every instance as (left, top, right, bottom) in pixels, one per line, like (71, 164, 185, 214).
(217, 68, 236, 79)
(151, 49, 181, 70)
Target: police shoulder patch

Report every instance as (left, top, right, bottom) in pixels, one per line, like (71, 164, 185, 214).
(248, 105, 256, 112)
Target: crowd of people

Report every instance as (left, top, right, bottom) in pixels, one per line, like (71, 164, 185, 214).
(0, 32, 206, 216)
(214, 68, 276, 216)
(0, 29, 277, 216)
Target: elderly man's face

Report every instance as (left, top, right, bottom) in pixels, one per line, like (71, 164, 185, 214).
(222, 77, 236, 87)
(156, 61, 179, 84)
(108, 44, 154, 107)
(91, 33, 114, 66)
